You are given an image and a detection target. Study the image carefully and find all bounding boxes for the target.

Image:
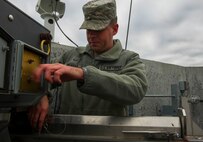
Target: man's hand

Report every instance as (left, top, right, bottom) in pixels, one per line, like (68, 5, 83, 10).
(28, 95, 49, 132)
(32, 63, 84, 84)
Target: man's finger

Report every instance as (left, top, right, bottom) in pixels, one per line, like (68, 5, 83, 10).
(38, 110, 48, 132)
(32, 64, 46, 82)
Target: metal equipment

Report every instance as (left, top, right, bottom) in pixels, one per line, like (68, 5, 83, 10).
(0, 0, 50, 107)
(36, 0, 65, 40)
(1, 0, 203, 142)
(0, 40, 48, 107)
(11, 114, 182, 142)
(0, 0, 50, 141)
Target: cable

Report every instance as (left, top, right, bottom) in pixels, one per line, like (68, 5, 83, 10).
(54, 17, 79, 47)
(52, 0, 79, 47)
(43, 115, 66, 135)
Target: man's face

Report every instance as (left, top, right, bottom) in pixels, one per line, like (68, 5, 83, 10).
(86, 23, 118, 54)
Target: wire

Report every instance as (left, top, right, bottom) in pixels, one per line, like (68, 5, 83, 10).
(43, 115, 66, 135)
(54, 86, 60, 114)
(125, 0, 133, 50)
(54, 17, 79, 47)
(52, 0, 79, 47)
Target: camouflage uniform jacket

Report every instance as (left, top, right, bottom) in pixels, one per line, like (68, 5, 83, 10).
(56, 39, 148, 116)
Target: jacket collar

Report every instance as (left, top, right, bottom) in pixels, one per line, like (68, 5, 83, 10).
(77, 39, 123, 61)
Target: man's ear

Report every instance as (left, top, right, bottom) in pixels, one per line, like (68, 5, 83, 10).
(112, 24, 119, 35)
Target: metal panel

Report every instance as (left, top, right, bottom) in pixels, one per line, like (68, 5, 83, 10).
(11, 115, 182, 142)
(9, 40, 48, 94)
(0, 0, 49, 48)
(0, 37, 7, 89)
(20, 49, 42, 92)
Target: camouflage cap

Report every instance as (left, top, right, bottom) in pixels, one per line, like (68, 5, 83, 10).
(80, 0, 117, 31)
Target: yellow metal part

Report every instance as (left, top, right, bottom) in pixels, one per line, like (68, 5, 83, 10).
(40, 40, 51, 55)
(20, 49, 42, 93)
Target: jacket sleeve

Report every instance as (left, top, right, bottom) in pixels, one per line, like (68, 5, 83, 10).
(78, 53, 148, 105)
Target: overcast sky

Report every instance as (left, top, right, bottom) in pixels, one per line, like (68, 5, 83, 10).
(8, 0, 203, 67)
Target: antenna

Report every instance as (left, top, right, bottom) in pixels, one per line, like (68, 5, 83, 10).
(125, 0, 133, 50)
(36, 0, 65, 41)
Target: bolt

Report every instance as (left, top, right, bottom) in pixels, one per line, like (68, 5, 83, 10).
(2, 46, 9, 52)
(8, 14, 14, 22)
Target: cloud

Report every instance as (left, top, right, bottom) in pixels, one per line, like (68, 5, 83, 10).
(127, 0, 203, 66)
(7, 0, 203, 66)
